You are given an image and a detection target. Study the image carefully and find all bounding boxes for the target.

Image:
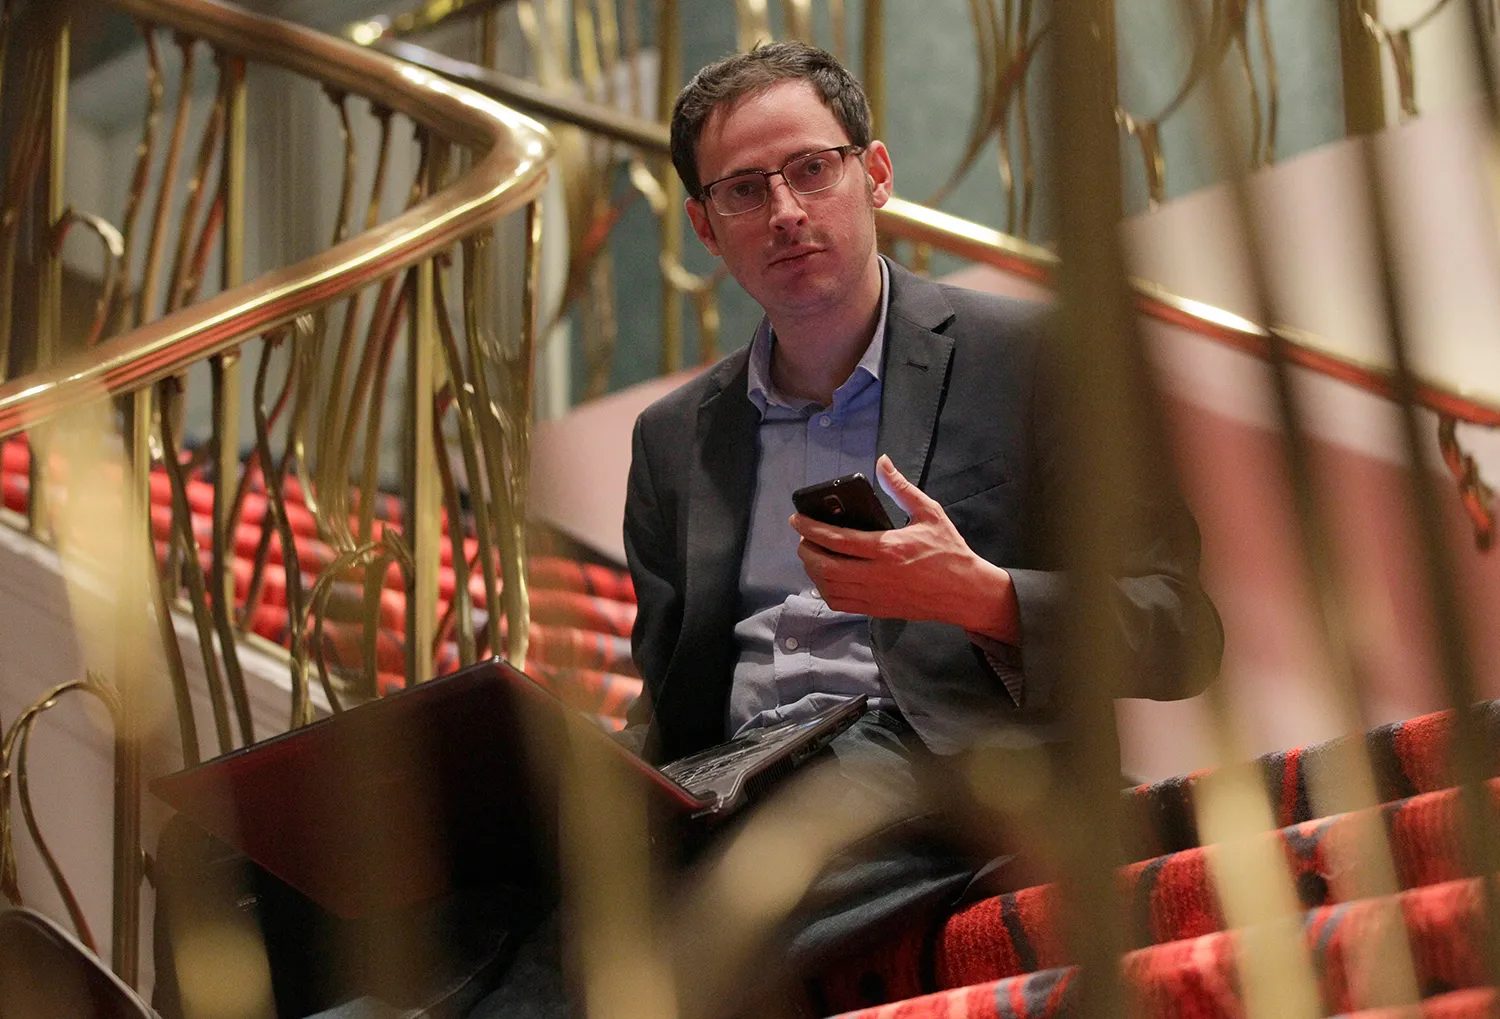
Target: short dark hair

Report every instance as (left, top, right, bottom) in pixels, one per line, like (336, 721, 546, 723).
(669, 41, 873, 200)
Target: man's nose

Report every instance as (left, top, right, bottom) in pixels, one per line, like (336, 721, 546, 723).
(765, 176, 807, 229)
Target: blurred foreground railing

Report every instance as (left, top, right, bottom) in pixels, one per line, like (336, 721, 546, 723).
(0, 0, 551, 984)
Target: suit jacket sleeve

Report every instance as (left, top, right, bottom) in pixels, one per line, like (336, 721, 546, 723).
(1004, 310, 1223, 709)
(869, 281, 1221, 753)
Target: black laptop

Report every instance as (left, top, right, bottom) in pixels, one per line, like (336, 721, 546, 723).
(150, 657, 865, 919)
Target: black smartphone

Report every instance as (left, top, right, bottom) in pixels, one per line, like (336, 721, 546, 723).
(792, 473, 894, 531)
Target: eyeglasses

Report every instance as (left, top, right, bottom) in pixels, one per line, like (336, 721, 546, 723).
(700, 145, 864, 216)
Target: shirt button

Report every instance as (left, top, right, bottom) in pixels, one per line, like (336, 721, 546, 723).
(784, 637, 800, 651)
(819, 415, 832, 427)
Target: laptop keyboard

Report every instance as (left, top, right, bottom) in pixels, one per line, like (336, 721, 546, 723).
(659, 715, 830, 799)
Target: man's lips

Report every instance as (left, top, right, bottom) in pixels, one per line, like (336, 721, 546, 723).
(769, 246, 823, 267)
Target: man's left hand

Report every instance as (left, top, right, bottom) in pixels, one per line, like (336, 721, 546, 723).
(791, 455, 1021, 644)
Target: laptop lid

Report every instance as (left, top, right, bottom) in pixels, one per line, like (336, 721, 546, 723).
(150, 658, 863, 919)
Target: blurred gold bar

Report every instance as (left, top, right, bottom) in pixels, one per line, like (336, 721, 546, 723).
(1044, 1, 1156, 1016)
(479, 6, 497, 67)
(139, 36, 195, 328)
(1175, 0, 1420, 1008)
(407, 250, 441, 686)
(736, 0, 769, 51)
(29, 17, 69, 540)
(862, 0, 884, 137)
(1355, 119, 1500, 988)
(656, 0, 682, 374)
(1339, 0, 1387, 134)
(114, 389, 153, 985)
(214, 50, 249, 739)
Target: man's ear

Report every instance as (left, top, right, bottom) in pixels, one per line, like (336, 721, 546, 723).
(864, 141, 894, 209)
(685, 197, 720, 256)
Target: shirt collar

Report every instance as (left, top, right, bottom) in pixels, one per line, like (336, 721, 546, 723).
(747, 257, 891, 418)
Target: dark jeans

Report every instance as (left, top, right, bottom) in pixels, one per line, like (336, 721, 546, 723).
(466, 711, 985, 1019)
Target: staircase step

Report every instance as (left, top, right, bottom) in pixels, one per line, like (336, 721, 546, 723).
(1125, 705, 1500, 859)
(815, 775, 1500, 1013)
(831, 878, 1493, 1019)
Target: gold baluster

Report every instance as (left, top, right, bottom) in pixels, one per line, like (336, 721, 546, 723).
(781, 0, 813, 42)
(504, 198, 543, 667)
(109, 23, 163, 338)
(51, 209, 124, 349)
(115, 390, 161, 987)
(354, 109, 408, 552)
(138, 33, 196, 327)
(0, 33, 49, 384)
(251, 327, 317, 727)
(1015, 0, 1039, 236)
(1251, 0, 1278, 166)
(212, 50, 251, 743)
(431, 379, 477, 667)
(479, 5, 498, 68)
(1352, 54, 1500, 989)
(164, 49, 224, 316)
(158, 377, 234, 754)
(1341, 0, 1387, 133)
(656, 0, 682, 374)
(459, 235, 506, 658)
(27, 13, 68, 542)
(1047, 1, 1134, 1015)
(0, 0, 12, 115)
(1176, 1, 1414, 1011)
(861, 0, 884, 137)
(405, 138, 445, 686)
(4, 678, 121, 953)
(736, 0, 772, 51)
(311, 90, 366, 550)
(621, 0, 643, 113)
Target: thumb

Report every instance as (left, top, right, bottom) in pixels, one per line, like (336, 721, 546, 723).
(876, 454, 938, 520)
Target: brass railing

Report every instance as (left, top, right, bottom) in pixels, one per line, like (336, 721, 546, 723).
(0, 0, 552, 984)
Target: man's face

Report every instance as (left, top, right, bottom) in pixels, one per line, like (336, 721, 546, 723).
(685, 80, 893, 323)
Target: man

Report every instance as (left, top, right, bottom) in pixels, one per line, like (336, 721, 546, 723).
(476, 41, 1222, 1018)
(600, 38, 1224, 1004)
(624, 40, 1220, 767)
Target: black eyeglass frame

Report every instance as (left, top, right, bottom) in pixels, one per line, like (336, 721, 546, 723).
(698, 144, 866, 216)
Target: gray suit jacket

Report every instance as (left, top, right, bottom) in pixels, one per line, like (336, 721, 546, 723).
(623, 260, 1221, 763)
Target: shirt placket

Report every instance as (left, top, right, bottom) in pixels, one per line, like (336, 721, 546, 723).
(772, 405, 841, 681)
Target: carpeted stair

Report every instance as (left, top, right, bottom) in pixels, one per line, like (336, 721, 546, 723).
(809, 704, 1500, 1016)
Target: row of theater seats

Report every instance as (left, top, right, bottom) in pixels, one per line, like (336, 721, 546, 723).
(5, 436, 1499, 1018)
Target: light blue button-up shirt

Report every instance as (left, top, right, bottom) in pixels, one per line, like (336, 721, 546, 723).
(727, 259, 898, 737)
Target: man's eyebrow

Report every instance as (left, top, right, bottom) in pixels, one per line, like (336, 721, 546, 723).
(715, 144, 842, 179)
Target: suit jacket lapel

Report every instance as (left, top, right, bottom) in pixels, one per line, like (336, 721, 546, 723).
(672, 350, 758, 739)
(877, 261, 957, 522)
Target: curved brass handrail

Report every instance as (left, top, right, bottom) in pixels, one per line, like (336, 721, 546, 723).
(876, 198, 1500, 429)
(0, 0, 553, 440)
(370, 37, 1500, 431)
